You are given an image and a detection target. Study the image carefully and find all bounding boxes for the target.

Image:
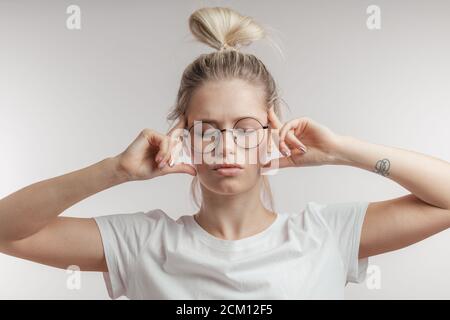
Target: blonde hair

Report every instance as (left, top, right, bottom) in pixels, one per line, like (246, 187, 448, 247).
(167, 7, 289, 212)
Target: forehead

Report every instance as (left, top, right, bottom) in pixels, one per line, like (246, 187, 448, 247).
(186, 79, 267, 125)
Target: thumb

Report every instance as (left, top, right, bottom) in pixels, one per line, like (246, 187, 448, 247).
(262, 156, 291, 169)
(161, 163, 197, 176)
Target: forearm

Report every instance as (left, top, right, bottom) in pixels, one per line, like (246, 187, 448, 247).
(333, 135, 450, 210)
(0, 157, 129, 242)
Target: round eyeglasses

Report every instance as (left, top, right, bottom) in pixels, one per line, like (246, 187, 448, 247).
(186, 117, 269, 154)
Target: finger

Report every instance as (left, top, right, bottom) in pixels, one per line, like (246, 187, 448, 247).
(142, 129, 171, 165)
(161, 163, 197, 176)
(280, 119, 308, 154)
(267, 106, 295, 156)
(167, 115, 187, 140)
(267, 105, 283, 129)
(286, 130, 307, 153)
(155, 136, 171, 168)
(168, 139, 183, 167)
(143, 129, 164, 147)
(279, 138, 291, 157)
(159, 135, 180, 168)
(286, 131, 307, 153)
(268, 129, 289, 157)
(270, 125, 290, 156)
(261, 155, 293, 170)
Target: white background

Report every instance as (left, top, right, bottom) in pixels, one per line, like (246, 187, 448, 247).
(1, 0, 449, 299)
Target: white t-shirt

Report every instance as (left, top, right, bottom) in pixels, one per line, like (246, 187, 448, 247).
(94, 200, 370, 299)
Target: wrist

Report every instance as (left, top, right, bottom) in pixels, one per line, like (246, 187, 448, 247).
(329, 135, 358, 166)
(107, 156, 132, 184)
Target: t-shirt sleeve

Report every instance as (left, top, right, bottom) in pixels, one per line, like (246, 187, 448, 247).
(309, 200, 370, 285)
(93, 209, 165, 299)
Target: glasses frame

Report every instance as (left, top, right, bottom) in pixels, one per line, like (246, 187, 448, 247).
(186, 117, 270, 153)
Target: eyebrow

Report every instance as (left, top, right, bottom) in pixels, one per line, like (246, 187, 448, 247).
(188, 116, 266, 127)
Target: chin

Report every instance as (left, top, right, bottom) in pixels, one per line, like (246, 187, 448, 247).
(209, 182, 250, 195)
(200, 167, 261, 195)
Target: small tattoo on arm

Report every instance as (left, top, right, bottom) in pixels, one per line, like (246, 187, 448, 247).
(374, 158, 390, 177)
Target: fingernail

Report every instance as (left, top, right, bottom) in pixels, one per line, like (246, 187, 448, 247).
(158, 161, 166, 168)
(169, 159, 174, 167)
(284, 149, 291, 157)
(299, 146, 307, 153)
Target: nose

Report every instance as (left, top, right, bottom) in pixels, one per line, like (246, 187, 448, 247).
(215, 129, 236, 157)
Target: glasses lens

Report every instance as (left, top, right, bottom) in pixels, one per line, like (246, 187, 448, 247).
(190, 122, 220, 153)
(233, 118, 265, 149)
(189, 118, 265, 153)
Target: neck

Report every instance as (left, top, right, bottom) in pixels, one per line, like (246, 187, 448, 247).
(195, 180, 277, 240)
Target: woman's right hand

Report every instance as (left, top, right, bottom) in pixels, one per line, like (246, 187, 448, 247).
(113, 116, 196, 181)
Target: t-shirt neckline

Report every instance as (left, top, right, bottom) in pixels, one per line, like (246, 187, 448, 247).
(187, 212, 281, 251)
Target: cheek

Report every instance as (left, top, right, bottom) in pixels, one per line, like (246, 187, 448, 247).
(183, 136, 270, 166)
(258, 139, 269, 156)
(253, 136, 270, 165)
(194, 163, 209, 176)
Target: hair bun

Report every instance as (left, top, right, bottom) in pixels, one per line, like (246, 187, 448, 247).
(189, 7, 265, 51)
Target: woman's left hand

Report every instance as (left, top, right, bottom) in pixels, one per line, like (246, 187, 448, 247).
(262, 107, 344, 169)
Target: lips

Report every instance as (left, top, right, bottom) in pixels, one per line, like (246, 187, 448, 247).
(212, 163, 244, 170)
(213, 163, 244, 177)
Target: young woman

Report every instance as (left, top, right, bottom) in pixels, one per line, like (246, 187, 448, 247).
(0, 7, 449, 300)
